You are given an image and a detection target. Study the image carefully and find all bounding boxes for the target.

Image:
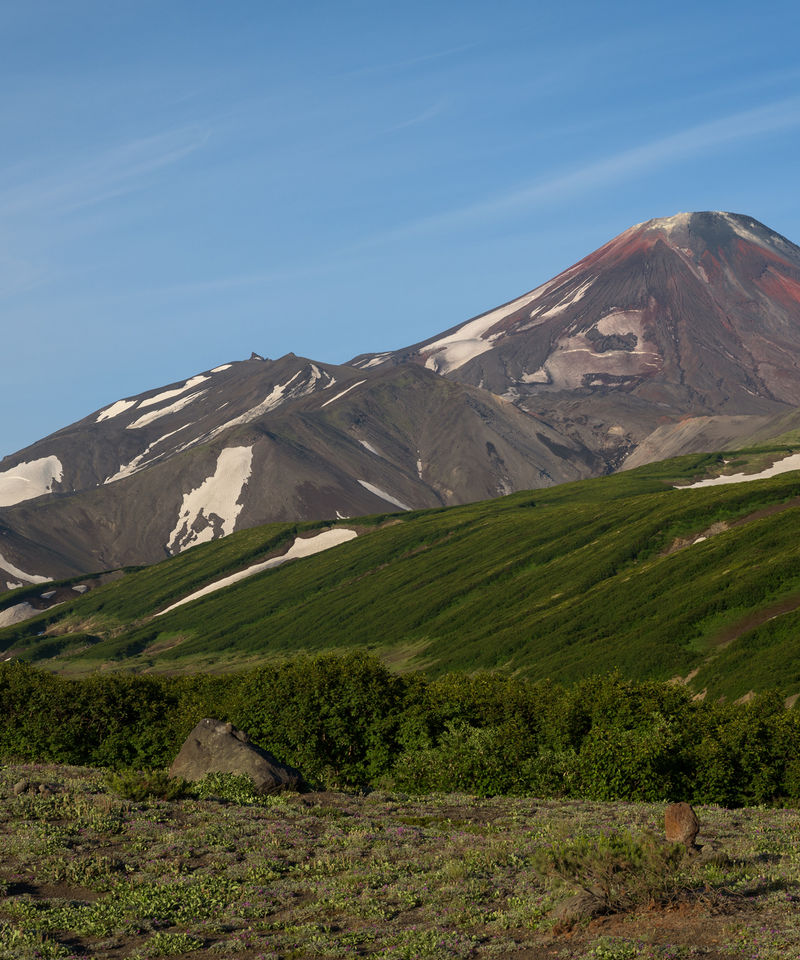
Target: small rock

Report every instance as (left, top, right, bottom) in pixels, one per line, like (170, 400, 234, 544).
(665, 801, 700, 849)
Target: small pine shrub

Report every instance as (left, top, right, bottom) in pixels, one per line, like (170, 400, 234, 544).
(104, 769, 187, 802)
(534, 829, 688, 914)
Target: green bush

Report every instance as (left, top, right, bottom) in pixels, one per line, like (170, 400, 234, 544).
(2, 656, 800, 805)
(188, 772, 268, 805)
(104, 770, 187, 802)
(534, 829, 688, 913)
(232, 651, 406, 789)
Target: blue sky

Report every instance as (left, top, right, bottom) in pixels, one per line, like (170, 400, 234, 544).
(3, 0, 800, 455)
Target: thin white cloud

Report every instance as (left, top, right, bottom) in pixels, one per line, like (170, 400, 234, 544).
(387, 97, 449, 132)
(364, 95, 800, 242)
(343, 42, 478, 79)
(0, 126, 210, 219)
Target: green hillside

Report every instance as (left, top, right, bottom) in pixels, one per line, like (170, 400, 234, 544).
(3, 445, 800, 699)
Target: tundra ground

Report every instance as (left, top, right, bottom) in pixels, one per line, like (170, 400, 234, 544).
(1, 764, 798, 960)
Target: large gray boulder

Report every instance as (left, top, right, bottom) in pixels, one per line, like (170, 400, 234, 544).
(170, 718, 303, 793)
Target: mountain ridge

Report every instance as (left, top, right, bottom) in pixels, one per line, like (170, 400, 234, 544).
(2, 210, 800, 590)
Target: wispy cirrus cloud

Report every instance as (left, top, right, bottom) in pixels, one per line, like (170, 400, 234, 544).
(366, 95, 800, 242)
(0, 125, 210, 220)
(386, 97, 449, 132)
(343, 42, 478, 79)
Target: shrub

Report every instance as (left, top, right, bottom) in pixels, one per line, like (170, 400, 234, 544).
(576, 714, 692, 802)
(233, 651, 406, 789)
(104, 769, 187, 802)
(533, 829, 688, 914)
(188, 772, 268, 805)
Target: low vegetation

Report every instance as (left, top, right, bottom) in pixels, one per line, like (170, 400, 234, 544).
(2, 763, 799, 960)
(3, 446, 800, 699)
(2, 655, 800, 807)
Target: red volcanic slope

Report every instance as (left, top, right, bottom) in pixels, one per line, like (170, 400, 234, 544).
(353, 212, 800, 465)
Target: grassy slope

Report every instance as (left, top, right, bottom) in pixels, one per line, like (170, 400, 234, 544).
(3, 446, 800, 698)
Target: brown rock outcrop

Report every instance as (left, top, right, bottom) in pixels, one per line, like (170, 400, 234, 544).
(664, 801, 700, 849)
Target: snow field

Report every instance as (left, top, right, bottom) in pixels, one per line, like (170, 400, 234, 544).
(357, 480, 412, 511)
(677, 453, 800, 489)
(96, 399, 137, 422)
(0, 550, 50, 585)
(0, 456, 64, 507)
(166, 446, 254, 554)
(321, 381, 366, 408)
(158, 527, 358, 615)
(137, 376, 210, 410)
(127, 391, 205, 429)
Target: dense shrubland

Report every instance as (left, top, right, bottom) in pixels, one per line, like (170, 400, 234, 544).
(1, 653, 798, 806)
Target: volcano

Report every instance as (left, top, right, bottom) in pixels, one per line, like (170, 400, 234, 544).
(354, 211, 800, 465)
(2, 211, 800, 590)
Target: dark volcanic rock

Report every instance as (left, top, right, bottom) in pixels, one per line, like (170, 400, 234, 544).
(169, 718, 303, 793)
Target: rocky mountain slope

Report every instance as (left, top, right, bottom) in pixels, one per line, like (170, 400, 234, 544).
(355, 211, 800, 462)
(2, 211, 799, 590)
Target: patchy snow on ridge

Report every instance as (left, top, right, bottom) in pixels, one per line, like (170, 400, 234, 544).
(209, 369, 327, 438)
(533, 277, 595, 321)
(96, 399, 137, 423)
(353, 353, 391, 369)
(138, 376, 210, 409)
(127, 392, 205, 430)
(718, 213, 778, 253)
(421, 279, 571, 373)
(677, 452, 800, 489)
(0, 550, 50, 585)
(357, 480, 412, 511)
(166, 446, 253, 554)
(104, 425, 192, 483)
(0, 456, 63, 507)
(0, 602, 38, 628)
(359, 439, 384, 457)
(211, 364, 233, 373)
(158, 528, 358, 615)
(320, 380, 366, 408)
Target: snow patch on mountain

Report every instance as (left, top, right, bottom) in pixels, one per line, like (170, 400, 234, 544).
(210, 368, 330, 437)
(421, 283, 569, 374)
(321, 380, 366, 408)
(96, 399, 137, 422)
(534, 277, 595, 320)
(677, 452, 800, 489)
(357, 480, 412, 511)
(595, 310, 644, 336)
(718, 213, 778, 252)
(158, 527, 358, 615)
(641, 212, 691, 236)
(359, 439, 383, 457)
(0, 550, 50, 585)
(211, 364, 233, 373)
(0, 456, 64, 506)
(0, 602, 38, 628)
(138, 376, 210, 409)
(166, 446, 253, 554)
(105, 426, 192, 484)
(353, 353, 391, 369)
(521, 369, 550, 384)
(127, 392, 205, 430)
